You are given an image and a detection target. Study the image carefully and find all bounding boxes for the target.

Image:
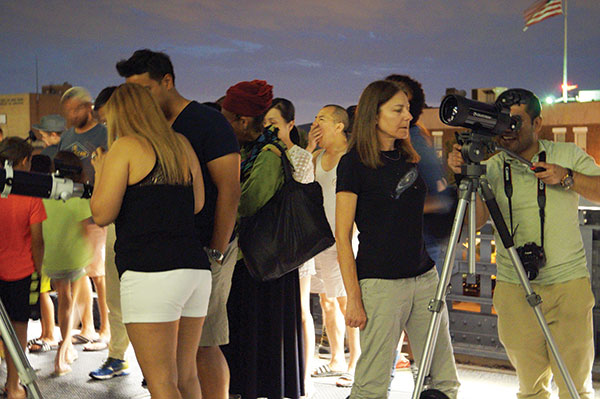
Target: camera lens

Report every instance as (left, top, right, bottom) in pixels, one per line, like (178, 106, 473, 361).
(440, 96, 459, 124)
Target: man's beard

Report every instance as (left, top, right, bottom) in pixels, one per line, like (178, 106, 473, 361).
(75, 113, 90, 129)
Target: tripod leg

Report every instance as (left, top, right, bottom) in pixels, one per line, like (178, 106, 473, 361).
(0, 299, 44, 399)
(411, 179, 473, 399)
(479, 179, 580, 399)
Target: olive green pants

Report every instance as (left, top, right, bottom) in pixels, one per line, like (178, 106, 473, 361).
(351, 268, 459, 399)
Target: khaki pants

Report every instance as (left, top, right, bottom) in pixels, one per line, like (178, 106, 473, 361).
(351, 268, 459, 399)
(105, 223, 130, 360)
(493, 277, 595, 399)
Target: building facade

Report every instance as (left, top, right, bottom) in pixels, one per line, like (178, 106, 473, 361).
(0, 83, 71, 139)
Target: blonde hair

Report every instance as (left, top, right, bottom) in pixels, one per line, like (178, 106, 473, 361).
(105, 83, 190, 185)
(350, 80, 420, 169)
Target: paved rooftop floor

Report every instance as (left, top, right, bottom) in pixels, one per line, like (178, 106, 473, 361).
(1, 320, 599, 398)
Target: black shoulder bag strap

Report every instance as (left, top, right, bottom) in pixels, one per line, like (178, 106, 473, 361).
(267, 142, 293, 183)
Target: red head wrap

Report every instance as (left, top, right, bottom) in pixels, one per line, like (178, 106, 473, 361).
(222, 80, 273, 117)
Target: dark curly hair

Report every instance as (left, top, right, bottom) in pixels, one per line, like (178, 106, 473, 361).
(116, 49, 175, 84)
(385, 74, 425, 126)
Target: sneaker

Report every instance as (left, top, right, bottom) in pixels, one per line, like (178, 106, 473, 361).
(89, 358, 129, 380)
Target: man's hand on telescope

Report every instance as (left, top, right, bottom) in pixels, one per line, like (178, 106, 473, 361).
(532, 162, 568, 185)
(447, 143, 464, 174)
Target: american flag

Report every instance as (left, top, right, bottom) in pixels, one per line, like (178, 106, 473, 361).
(523, 0, 563, 31)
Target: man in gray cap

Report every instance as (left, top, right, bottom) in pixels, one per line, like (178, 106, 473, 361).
(32, 114, 66, 158)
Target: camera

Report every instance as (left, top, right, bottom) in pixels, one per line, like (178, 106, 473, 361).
(516, 242, 546, 280)
(439, 95, 522, 136)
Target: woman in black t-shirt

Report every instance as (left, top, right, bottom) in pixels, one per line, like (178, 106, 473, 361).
(336, 80, 459, 398)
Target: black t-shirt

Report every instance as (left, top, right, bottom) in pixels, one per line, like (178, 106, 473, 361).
(336, 148, 434, 280)
(172, 101, 240, 246)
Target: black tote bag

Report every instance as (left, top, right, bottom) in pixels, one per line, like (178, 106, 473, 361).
(238, 143, 335, 282)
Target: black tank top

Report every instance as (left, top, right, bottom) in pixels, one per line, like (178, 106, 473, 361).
(114, 160, 209, 277)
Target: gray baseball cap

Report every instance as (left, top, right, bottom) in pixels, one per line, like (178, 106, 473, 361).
(32, 114, 66, 133)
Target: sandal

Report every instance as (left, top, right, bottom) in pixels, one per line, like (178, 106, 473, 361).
(71, 334, 98, 345)
(27, 339, 57, 353)
(83, 340, 108, 352)
(336, 372, 354, 388)
(311, 364, 344, 378)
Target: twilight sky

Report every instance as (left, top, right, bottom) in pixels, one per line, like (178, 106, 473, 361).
(1, 0, 599, 123)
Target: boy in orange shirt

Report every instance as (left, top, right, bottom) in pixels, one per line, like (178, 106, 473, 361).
(0, 137, 46, 399)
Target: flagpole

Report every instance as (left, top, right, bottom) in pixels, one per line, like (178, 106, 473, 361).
(562, 0, 568, 102)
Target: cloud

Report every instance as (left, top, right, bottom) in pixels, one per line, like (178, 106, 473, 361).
(166, 39, 263, 58)
(1, 0, 599, 123)
(287, 59, 322, 68)
(230, 40, 264, 53)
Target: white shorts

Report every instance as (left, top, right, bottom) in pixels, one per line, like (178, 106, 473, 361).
(121, 268, 212, 324)
(311, 247, 346, 298)
(298, 258, 316, 279)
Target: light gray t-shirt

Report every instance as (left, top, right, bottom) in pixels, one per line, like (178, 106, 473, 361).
(57, 124, 107, 185)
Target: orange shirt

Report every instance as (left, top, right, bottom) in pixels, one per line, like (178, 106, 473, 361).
(0, 195, 46, 281)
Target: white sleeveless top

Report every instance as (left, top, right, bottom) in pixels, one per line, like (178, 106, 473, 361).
(315, 150, 338, 232)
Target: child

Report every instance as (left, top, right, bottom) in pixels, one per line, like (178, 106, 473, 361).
(0, 137, 46, 399)
(27, 154, 58, 354)
(42, 151, 94, 375)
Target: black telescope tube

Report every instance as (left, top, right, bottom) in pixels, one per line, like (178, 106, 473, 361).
(440, 94, 516, 135)
(1, 170, 53, 198)
(1, 168, 93, 199)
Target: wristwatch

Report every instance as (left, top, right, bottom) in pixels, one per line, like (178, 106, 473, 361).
(204, 247, 224, 263)
(560, 168, 574, 190)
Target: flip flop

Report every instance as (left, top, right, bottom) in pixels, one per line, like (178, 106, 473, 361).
(335, 372, 354, 388)
(83, 340, 108, 352)
(311, 364, 344, 378)
(27, 339, 58, 353)
(71, 334, 96, 345)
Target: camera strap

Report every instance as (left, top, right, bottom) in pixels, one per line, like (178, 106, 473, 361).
(503, 151, 546, 247)
(537, 151, 546, 247)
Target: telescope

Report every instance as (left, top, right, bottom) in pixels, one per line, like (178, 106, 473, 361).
(1, 161, 92, 200)
(439, 94, 522, 135)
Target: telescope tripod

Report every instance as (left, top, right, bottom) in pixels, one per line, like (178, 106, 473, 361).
(0, 297, 44, 398)
(412, 162, 580, 399)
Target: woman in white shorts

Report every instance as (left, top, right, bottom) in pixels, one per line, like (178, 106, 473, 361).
(90, 83, 211, 399)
